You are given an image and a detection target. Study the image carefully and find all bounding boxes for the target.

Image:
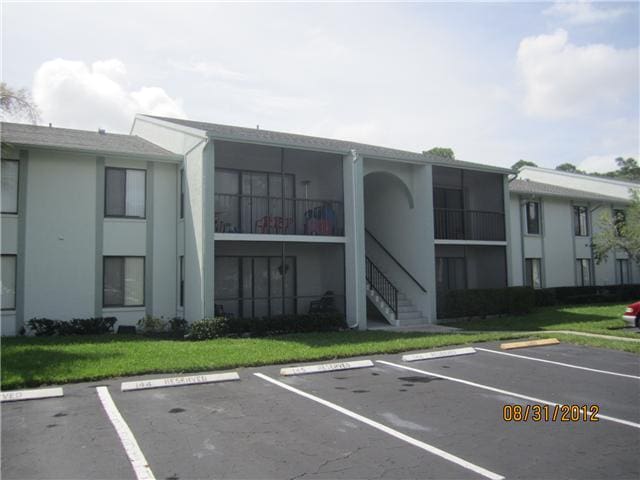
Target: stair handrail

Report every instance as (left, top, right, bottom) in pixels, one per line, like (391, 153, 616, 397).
(365, 229, 427, 292)
(365, 256, 398, 315)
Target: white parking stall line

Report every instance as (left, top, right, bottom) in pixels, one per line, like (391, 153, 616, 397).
(475, 348, 640, 380)
(96, 386, 155, 480)
(254, 373, 504, 480)
(377, 360, 640, 430)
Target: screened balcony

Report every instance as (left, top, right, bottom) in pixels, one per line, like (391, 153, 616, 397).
(214, 141, 344, 236)
(433, 166, 506, 241)
(214, 241, 345, 319)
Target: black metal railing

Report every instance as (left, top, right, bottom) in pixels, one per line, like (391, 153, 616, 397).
(365, 229, 427, 292)
(434, 209, 505, 241)
(215, 193, 344, 236)
(365, 256, 398, 315)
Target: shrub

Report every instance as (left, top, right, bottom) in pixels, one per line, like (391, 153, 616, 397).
(190, 317, 229, 340)
(189, 312, 346, 340)
(26, 317, 117, 336)
(169, 317, 189, 335)
(137, 315, 167, 334)
(534, 284, 640, 307)
(26, 318, 59, 336)
(440, 287, 535, 319)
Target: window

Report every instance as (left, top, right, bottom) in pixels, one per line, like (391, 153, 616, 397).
(616, 259, 630, 285)
(1, 160, 19, 214)
(1, 255, 16, 310)
(215, 255, 296, 318)
(613, 209, 626, 237)
(436, 257, 467, 291)
(576, 258, 592, 286)
(179, 169, 184, 219)
(573, 206, 589, 236)
(103, 257, 145, 307)
(179, 256, 184, 307)
(525, 202, 540, 235)
(524, 258, 542, 289)
(105, 168, 146, 218)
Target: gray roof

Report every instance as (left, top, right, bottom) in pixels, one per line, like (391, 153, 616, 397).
(509, 179, 629, 203)
(1, 122, 180, 161)
(144, 115, 512, 174)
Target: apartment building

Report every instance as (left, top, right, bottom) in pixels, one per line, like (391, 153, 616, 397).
(508, 167, 640, 289)
(0, 117, 512, 334)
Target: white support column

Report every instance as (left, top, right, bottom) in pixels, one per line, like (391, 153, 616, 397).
(419, 164, 438, 322)
(203, 140, 216, 318)
(503, 175, 513, 286)
(343, 150, 367, 330)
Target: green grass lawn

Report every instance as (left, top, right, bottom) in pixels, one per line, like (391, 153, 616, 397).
(2, 302, 638, 390)
(444, 302, 638, 337)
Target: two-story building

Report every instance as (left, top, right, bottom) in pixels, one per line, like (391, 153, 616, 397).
(508, 167, 640, 288)
(1, 116, 512, 334)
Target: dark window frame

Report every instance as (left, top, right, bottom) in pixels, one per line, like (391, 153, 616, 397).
(102, 256, 145, 307)
(104, 167, 147, 219)
(524, 258, 542, 289)
(215, 254, 298, 318)
(1, 159, 19, 214)
(573, 206, 589, 236)
(525, 201, 540, 235)
(616, 258, 630, 285)
(1, 253, 17, 311)
(576, 258, 592, 287)
(179, 255, 184, 307)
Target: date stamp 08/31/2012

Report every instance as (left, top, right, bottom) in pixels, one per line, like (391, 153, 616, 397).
(503, 404, 600, 422)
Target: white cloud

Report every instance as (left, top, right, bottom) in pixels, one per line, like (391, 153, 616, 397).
(32, 58, 186, 132)
(517, 29, 638, 118)
(579, 152, 639, 173)
(543, 1, 629, 25)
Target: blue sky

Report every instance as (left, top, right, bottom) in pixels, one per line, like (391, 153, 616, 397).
(2, 1, 638, 171)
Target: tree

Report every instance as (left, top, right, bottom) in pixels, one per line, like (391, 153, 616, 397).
(511, 159, 537, 171)
(592, 189, 640, 264)
(0, 83, 39, 124)
(424, 147, 455, 160)
(555, 163, 583, 173)
(610, 157, 640, 182)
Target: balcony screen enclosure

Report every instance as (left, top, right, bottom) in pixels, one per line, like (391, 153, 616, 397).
(214, 141, 344, 236)
(214, 241, 345, 319)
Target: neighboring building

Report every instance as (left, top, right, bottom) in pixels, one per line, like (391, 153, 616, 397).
(1, 117, 512, 334)
(509, 167, 640, 289)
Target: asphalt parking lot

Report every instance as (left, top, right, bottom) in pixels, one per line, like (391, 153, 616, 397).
(2, 341, 639, 480)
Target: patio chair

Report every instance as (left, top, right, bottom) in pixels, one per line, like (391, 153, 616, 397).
(308, 290, 337, 313)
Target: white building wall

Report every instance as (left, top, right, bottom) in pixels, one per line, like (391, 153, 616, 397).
(151, 162, 178, 318)
(23, 150, 97, 321)
(510, 192, 639, 288)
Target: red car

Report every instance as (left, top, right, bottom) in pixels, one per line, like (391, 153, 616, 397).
(623, 301, 640, 328)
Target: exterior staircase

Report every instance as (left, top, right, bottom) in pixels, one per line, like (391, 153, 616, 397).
(365, 255, 427, 327)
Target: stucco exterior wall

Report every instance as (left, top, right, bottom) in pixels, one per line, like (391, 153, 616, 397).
(23, 150, 97, 321)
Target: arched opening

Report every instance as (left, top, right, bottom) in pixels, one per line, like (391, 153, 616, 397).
(363, 171, 424, 326)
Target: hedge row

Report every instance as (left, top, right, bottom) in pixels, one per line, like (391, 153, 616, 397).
(533, 284, 640, 306)
(439, 287, 535, 319)
(26, 317, 117, 336)
(439, 283, 640, 319)
(189, 312, 346, 340)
